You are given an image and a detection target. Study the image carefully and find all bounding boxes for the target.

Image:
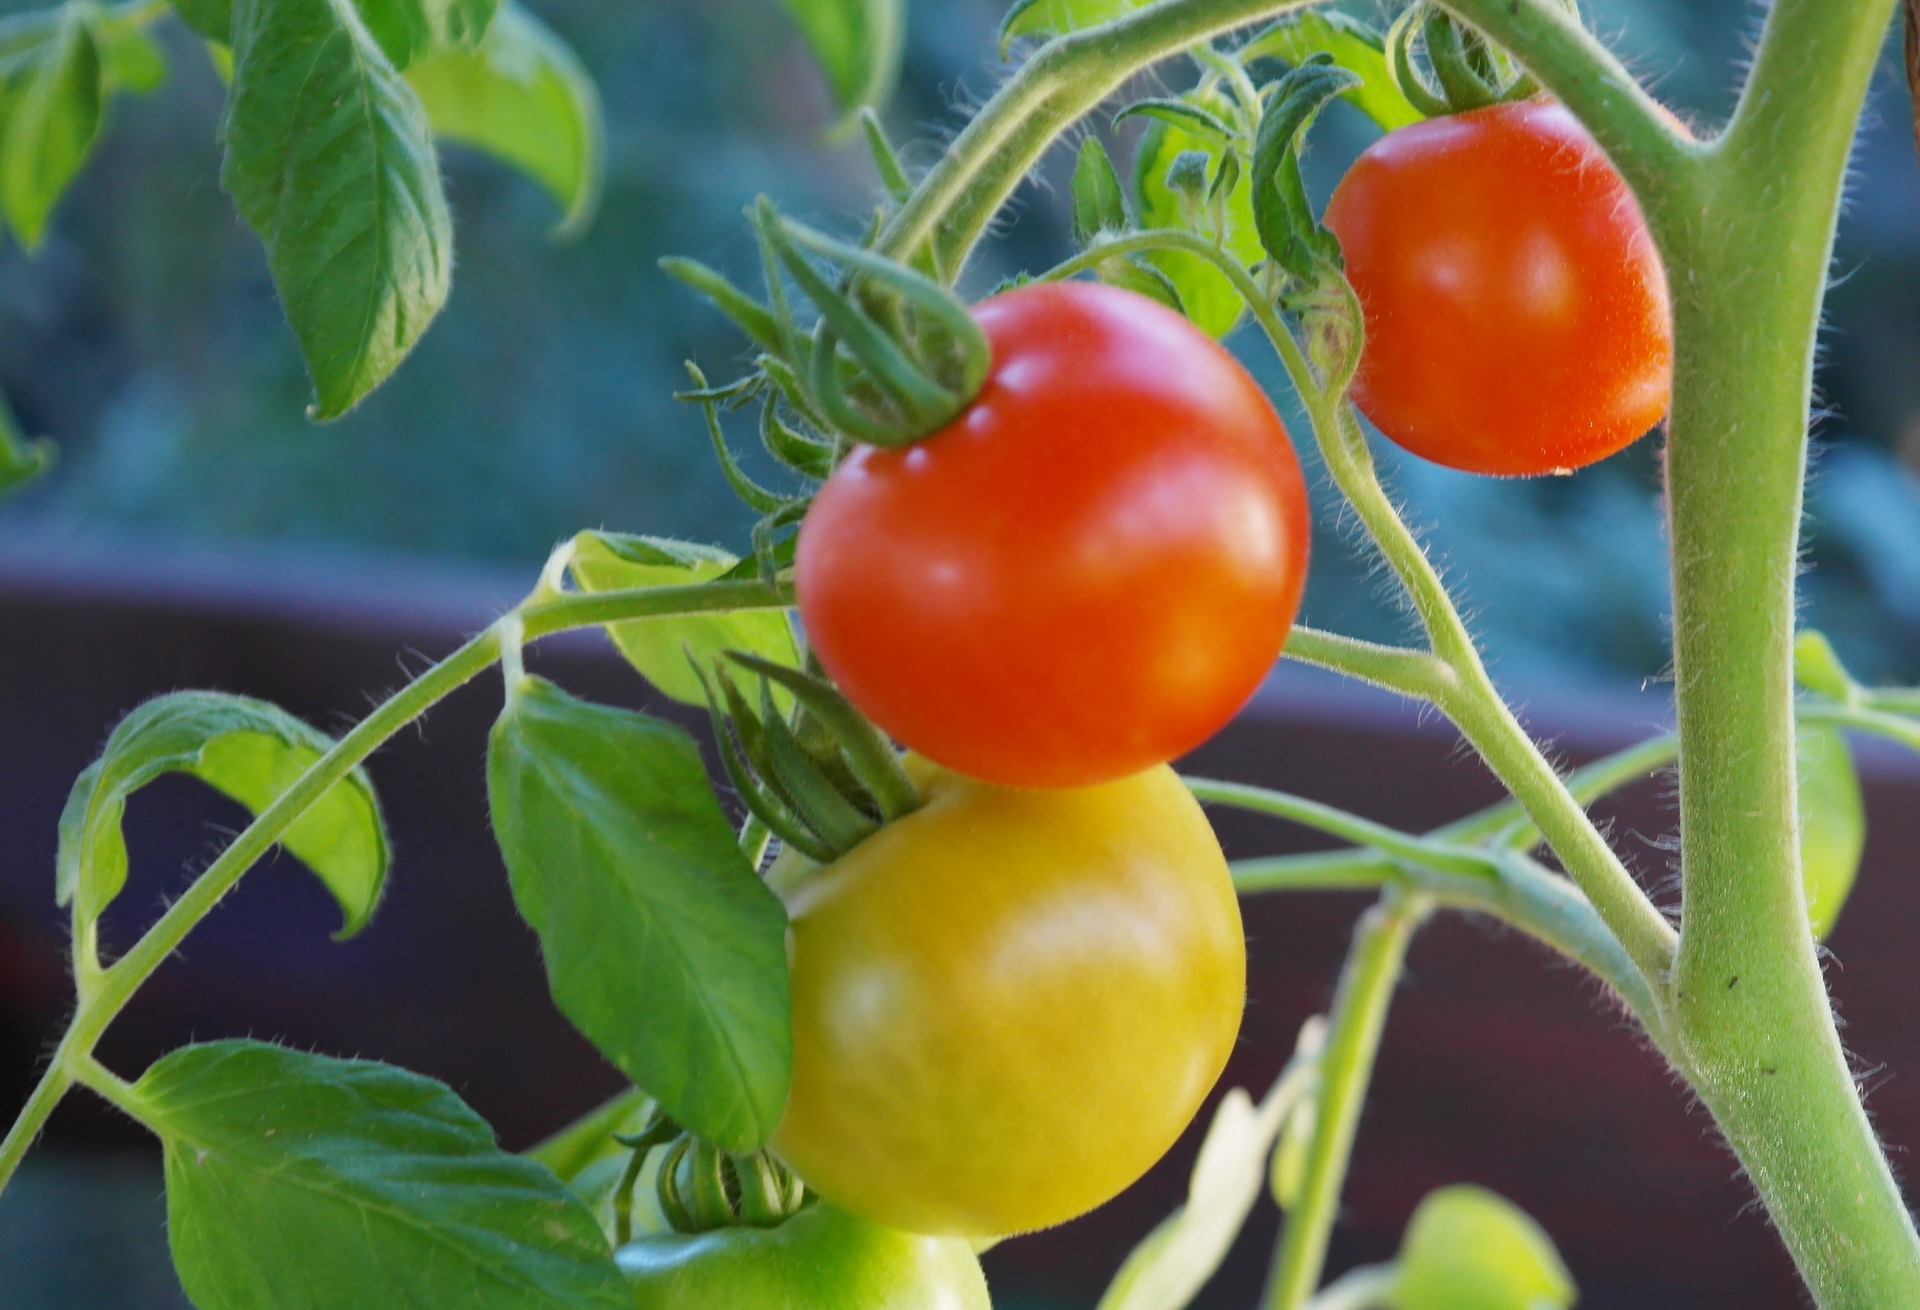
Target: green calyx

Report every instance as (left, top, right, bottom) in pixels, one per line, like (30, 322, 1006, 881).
(695, 653, 920, 866)
(609, 1109, 808, 1239)
(1385, 3, 1553, 117)
(655, 1135, 808, 1235)
(662, 199, 991, 458)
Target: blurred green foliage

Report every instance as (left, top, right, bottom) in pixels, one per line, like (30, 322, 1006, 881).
(0, 0, 1916, 691)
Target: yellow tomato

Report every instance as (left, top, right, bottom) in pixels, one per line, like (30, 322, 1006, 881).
(770, 759, 1246, 1238)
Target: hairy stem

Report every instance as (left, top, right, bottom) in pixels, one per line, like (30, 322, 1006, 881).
(1649, 0, 1920, 1298)
(1263, 892, 1423, 1310)
(0, 580, 791, 1199)
(877, 0, 1311, 274)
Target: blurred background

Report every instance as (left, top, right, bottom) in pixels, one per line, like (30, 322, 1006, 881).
(1, 0, 1918, 1306)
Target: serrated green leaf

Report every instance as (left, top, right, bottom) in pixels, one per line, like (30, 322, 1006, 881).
(773, 0, 902, 119)
(0, 383, 53, 496)
(487, 677, 792, 1152)
(132, 1041, 628, 1310)
(1133, 106, 1263, 338)
(222, 0, 453, 419)
(567, 532, 800, 708)
(999, 0, 1151, 56)
(1390, 1185, 1576, 1310)
(2, 9, 102, 249)
(55, 691, 389, 940)
(407, 1, 601, 235)
(1799, 724, 1865, 941)
(1243, 11, 1424, 131)
(1070, 136, 1127, 243)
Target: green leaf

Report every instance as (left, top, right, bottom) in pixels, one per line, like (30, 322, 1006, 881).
(1250, 56, 1358, 280)
(1098, 1081, 1294, 1310)
(358, 0, 498, 70)
(1132, 103, 1263, 338)
(1, 8, 102, 249)
(567, 532, 800, 708)
(0, 383, 53, 496)
(407, 1, 601, 236)
(131, 1041, 629, 1310)
(170, 0, 234, 43)
(487, 677, 792, 1152)
(1389, 1185, 1577, 1310)
(90, 17, 168, 95)
(221, 0, 453, 419)
(999, 0, 1151, 56)
(1799, 725, 1865, 941)
(1794, 628, 1858, 701)
(1243, 12, 1425, 131)
(773, 0, 903, 120)
(1095, 253, 1185, 315)
(1112, 97, 1236, 148)
(1070, 136, 1128, 243)
(55, 691, 389, 940)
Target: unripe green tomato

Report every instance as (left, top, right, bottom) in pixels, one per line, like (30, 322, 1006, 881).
(770, 758, 1246, 1238)
(1389, 1185, 1575, 1310)
(615, 1201, 990, 1309)
(1798, 725, 1865, 941)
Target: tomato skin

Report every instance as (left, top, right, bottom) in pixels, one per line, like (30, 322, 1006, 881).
(1324, 100, 1672, 476)
(616, 1201, 990, 1309)
(770, 759, 1245, 1238)
(795, 280, 1309, 789)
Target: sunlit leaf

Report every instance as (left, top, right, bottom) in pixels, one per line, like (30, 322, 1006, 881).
(55, 691, 389, 940)
(773, 0, 903, 119)
(568, 532, 800, 708)
(1243, 12, 1424, 132)
(0, 382, 53, 496)
(487, 678, 792, 1151)
(1798, 724, 1865, 941)
(999, 0, 1151, 56)
(1, 8, 102, 249)
(1389, 1185, 1576, 1310)
(136, 1041, 628, 1310)
(408, 0, 602, 235)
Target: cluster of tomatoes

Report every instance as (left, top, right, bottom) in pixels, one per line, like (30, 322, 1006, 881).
(627, 96, 1672, 1303)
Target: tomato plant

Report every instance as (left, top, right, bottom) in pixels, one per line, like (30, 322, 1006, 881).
(797, 280, 1309, 789)
(769, 758, 1245, 1237)
(3, 0, 1919, 1307)
(1324, 99, 1673, 476)
(615, 1201, 991, 1309)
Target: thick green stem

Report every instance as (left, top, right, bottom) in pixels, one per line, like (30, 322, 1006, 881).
(1263, 893, 1422, 1310)
(1660, 0, 1920, 1301)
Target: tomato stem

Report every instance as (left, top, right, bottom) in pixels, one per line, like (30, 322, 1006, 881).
(1261, 891, 1423, 1310)
(0, 580, 794, 1202)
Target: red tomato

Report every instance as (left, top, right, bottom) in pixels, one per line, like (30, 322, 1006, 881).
(1324, 100, 1673, 477)
(795, 281, 1310, 789)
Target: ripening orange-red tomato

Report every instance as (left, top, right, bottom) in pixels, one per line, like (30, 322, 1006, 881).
(1325, 99, 1673, 476)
